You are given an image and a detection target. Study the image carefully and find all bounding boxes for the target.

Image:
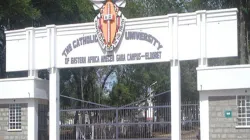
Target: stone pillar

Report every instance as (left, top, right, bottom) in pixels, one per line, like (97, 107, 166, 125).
(47, 24, 60, 140)
(169, 13, 181, 140)
(49, 68, 60, 140)
(26, 27, 38, 77)
(197, 10, 207, 67)
(197, 10, 208, 140)
(171, 60, 181, 140)
(199, 92, 209, 140)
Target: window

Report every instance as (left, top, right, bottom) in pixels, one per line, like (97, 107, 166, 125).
(9, 104, 22, 130)
(237, 96, 250, 126)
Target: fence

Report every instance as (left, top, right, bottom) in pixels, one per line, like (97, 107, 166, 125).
(60, 91, 200, 140)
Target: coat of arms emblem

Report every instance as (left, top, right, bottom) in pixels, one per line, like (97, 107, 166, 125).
(91, 0, 126, 52)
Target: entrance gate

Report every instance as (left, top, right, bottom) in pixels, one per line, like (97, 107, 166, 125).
(60, 91, 200, 140)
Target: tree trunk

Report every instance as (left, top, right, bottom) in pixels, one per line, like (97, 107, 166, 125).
(0, 26, 6, 79)
(247, 0, 250, 64)
(0, 50, 5, 78)
(73, 110, 79, 139)
(238, 0, 249, 64)
(80, 69, 84, 100)
(72, 71, 83, 138)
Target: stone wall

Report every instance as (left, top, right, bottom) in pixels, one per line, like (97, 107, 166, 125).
(209, 96, 250, 140)
(0, 104, 28, 140)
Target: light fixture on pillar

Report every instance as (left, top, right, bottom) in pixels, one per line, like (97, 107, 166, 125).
(0, 25, 6, 78)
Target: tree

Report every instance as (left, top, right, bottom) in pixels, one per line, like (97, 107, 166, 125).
(32, 0, 97, 26)
(181, 61, 199, 101)
(107, 63, 171, 105)
(109, 83, 135, 106)
(0, 0, 40, 29)
(0, 26, 6, 78)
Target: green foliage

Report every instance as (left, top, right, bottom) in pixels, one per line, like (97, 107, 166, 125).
(181, 61, 199, 101)
(0, 0, 40, 29)
(121, 0, 145, 18)
(185, 0, 237, 11)
(60, 68, 101, 107)
(113, 63, 170, 104)
(32, 0, 97, 26)
(109, 83, 136, 106)
(122, 0, 186, 18)
(147, 0, 186, 15)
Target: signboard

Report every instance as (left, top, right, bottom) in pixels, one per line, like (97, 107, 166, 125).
(5, 7, 238, 72)
(224, 110, 232, 118)
(58, 30, 168, 68)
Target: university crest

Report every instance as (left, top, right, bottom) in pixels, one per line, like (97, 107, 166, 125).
(91, 0, 126, 52)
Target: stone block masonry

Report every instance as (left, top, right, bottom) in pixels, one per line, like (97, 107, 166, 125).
(209, 96, 250, 140)
(0, 104, 28, 140)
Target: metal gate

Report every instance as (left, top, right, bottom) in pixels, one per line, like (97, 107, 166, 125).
(60, 91, 199, 140)
(181, 102, 200, 140)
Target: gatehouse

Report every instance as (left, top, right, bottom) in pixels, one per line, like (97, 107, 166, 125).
(1, 0, 249, 140)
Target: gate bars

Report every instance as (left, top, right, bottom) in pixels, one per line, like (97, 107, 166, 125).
(59, 91, 200, 140)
